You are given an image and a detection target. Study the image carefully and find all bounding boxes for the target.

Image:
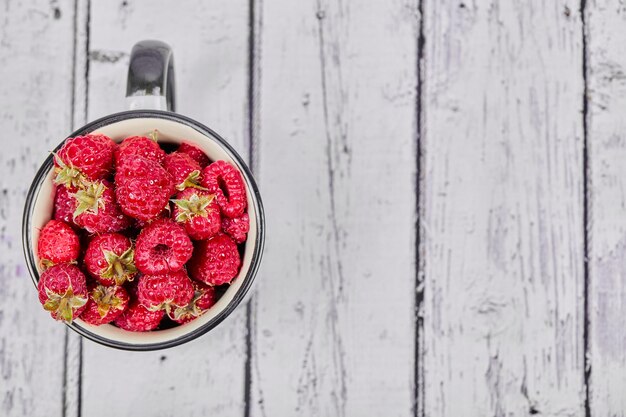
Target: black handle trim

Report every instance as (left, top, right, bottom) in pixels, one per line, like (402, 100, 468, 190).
(126, 40, 176, 112)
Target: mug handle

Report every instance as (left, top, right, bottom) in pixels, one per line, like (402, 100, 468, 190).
(126, 40, 176, 112)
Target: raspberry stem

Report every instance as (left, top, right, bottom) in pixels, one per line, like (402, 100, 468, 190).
(176, 170, 208, 191)
(101, 248, 137, 286)
(172, 193, 215, 222)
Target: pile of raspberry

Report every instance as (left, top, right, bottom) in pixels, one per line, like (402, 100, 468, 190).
(36, 132, 250, 331)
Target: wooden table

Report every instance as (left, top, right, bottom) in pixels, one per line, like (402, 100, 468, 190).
(1, 0, 624, 416)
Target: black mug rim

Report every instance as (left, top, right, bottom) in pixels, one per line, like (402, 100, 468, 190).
(22, 109, 265, 351)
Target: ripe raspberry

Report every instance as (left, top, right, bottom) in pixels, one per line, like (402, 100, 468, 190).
(221, 212, 250, 244)
(54, 134, 116, 188)
(201, 161, 247, 218)
(84, 233, 137, 286)
(53, 185, 78, 225)
(167, 281, 217, 324)
(188, 233, 241, 285)
(178, 142, 210, 168)
(164, 152, 205, 191)
(80, 284, 129, 326)
(37, 264, 88, 323)
(72, 180, 131, 234)
(115, 156, 175, 221)
(37, 220, 80, 269)
(115, 134, 165, 166)
(136, 270, 194, 313)
(172, 188, 221, 240)
(134, 218, 193, 274)
(114, 295, 164, 332)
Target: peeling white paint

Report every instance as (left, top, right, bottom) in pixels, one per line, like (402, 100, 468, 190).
(587, 0, 626, 415)
(422, 0, 586, 415)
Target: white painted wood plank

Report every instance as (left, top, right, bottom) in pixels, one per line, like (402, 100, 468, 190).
(250, 0, 418, 415)
(422, 1, 585, 415)
(586, 1, 626, 414)
(0, 1, 76, 416)
(81, 1, 250, 416)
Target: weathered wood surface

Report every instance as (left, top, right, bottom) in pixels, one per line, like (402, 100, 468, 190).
(80, 1, 251, 417)
(421, 0, 586, 416)
(250, 0, 418, 415)
(586, 1, 626, 415)
(0, 1, 76, 416)
(4, 0, 626, 416)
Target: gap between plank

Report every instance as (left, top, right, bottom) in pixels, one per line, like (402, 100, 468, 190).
(83, 0, 91, 126)
(244, 0, 261, 415)
(62, 328, 69, 417)
(413, 0, 425, 416)
(69, 0, 78, 131)
(77, 338, 83, 417)
(580, 0, 591, 416)
(77, 2, 91, 416)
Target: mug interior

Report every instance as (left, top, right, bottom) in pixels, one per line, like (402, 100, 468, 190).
(24, 113, 262, 349)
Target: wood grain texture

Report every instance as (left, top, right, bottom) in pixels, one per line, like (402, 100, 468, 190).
(586, 1, 626, 414)
(0, 0, 76, 415)
(421, 0, 586, 416)
(250, 0, 418, 415)
(2, 1, 616, 416)
(80, 1, 250, 416)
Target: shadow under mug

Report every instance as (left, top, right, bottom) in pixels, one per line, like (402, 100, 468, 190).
(21, 40, 265, 351)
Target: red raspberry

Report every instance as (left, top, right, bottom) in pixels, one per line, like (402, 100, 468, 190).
(136, 270, 194, 313)
(114, 134, 165, 166)
(201, 161, 247, 218)
(115, 156, 175, 221)
(80, 284, 129, 326)
(72, 180, 131, 234)
(167, 281, 217, 324)
(178, 142, 210, 168)
(172, 188, 221, 240)
(84, 233, 137, 286)
(54, 134, 116, 188)
(37, 220, 80, 269)
(134, 218, 193, 274)
(164, 152, 205, 191)
(221, 212, 250, 243)
(114, 295, 164, 332)
(188, 233, 241, 285)
(53, 185, 78, 225)
(37, 264, 88, 323)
